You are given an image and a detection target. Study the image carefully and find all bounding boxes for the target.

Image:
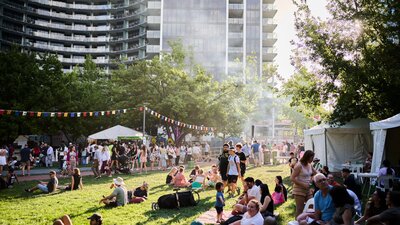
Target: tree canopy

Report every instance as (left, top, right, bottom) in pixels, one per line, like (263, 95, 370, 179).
(283, 0, 400, 124)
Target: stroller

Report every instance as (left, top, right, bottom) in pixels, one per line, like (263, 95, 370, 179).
(117, 155, 131, 174)
(35, 154, 46, 167)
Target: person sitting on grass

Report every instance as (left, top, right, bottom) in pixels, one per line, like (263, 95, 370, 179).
(53, 213, 102, 225)
(173, 166, 191, 188)
(99, 177, 127, 207)
(166, 167, 178, 185)
(189, 165, 201, 183)
(191, 169, 207, 189)
(207, 164, 222, 187)
(6, 167, 19, 188)
(128, 181, 149, 204)
(65, 168, 83, 191)
(272, 185, 285, 205)
(25, 170, 58, 193)
(275, 175, 287, 201)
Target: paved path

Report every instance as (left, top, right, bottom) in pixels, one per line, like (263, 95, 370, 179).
(6, 160, 218, 182)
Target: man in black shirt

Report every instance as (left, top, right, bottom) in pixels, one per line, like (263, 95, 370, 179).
(25, 170, 58, 193)
(342, 168, 361, 199)
(218, 143, 230, 191)
(20, 144, 31, 176)
(235, 143, 247, 183)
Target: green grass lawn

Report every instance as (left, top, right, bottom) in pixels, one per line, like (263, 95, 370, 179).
(0, 164, 296, 225)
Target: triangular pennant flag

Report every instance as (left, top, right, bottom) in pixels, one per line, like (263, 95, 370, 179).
(15, 111, 20, 116)
(29, 112, 34, 117)
(50, 112, 55, 117)
(89, 112, 93, 117)
(106, 111, 110, 116)
(7, 110, 12, 115)
(43, 112, 49, 117)
(95, 112, 99, 117)
(64, 112, 68, 117)
(77, 112, 81, 117)
(101, 111, 105, 116)
(123, 109, 127, 113)
(22, 111, 27, 116)
(83, 112, 87, 117)
(0, 109, 4, 115)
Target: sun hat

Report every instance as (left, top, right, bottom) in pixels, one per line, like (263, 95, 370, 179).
(113, 177, 125, 186)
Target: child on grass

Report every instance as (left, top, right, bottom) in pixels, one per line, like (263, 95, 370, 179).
(271, 185, 285, 205)
(215, 182, 225, 224)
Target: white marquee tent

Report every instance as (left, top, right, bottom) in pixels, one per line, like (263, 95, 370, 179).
(304, 118, 373, 171)
(88, 125, 143, 141)
(370, 113, 400, 173)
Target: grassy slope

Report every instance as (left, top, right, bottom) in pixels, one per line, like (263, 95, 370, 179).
(0, 164, 295, 225)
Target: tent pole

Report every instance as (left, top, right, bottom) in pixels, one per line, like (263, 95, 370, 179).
(324, 128, 328, 168)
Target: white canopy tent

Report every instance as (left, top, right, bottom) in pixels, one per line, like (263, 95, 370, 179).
(304, 118, 373, 172)
(370, 113, 400, 173)
(88, 125, 143, 141)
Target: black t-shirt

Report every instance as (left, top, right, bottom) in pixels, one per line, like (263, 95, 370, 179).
(133, 187, 147, 198)
(72, 174, 81, 190)
(236, 152, 246, 167)
(218, 151, 229, 172)
(47, 177, 58, 193)
(20, 148, 31, 162)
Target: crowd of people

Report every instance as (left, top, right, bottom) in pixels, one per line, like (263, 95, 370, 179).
(1, 139, 399, 225)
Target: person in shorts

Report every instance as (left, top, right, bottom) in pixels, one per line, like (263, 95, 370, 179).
(25, 170, 58, 193)
(218, 143, 230, 191)
(215, 182, 225, 224)
(20, 144, 31, 176)
(227, 146, 241, 198)
(235, 143, 247, 184)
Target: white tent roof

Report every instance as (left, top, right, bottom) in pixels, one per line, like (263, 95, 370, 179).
(304, 118, 372, 135)
(88, 125, 143, 140)
(370, 113, 400, 130)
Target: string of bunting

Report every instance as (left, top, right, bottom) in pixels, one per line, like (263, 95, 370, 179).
(140, 107, 215, 132)
(0, 108, 134, 118)
(0, 107, 215, 131)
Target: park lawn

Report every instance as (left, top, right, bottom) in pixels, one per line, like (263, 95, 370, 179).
(0, 164, 295, 225)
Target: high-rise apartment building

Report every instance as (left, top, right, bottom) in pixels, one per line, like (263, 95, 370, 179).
(0, 0, 276, 78)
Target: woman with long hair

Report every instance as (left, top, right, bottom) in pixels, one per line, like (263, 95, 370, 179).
(329, 186, 355, 225)
(290, 150, 317, 217)
(259, 183, 274, 217)
(66, 168, 83, 190)
(275, 175, 287, 201)
(378, 159, 395, 189)
(139, 145, 147, 174)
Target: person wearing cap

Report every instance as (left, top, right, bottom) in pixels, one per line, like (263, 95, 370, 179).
(227, 146, 241, 198)
(25, 170, 58, 193)
(312, 158, 323, 172)
(99, 177, 128, 207)
(53, 213, 102, 225)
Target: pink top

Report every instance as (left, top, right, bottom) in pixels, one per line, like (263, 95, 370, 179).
(173, 172, 188, 187)
(272, 192, 285, 205)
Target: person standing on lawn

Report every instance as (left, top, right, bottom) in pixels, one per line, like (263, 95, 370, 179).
(227, 146, 241, 198)
(20, 144, 31, 176)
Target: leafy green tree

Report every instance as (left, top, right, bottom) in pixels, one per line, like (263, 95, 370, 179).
(284, 0, 400, 124)
(112, 41, 257, 145)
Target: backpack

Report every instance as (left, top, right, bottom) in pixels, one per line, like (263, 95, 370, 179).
(152, 190, 200, 210)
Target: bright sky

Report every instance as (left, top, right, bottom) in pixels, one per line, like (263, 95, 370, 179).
(275, 0, 329, 79)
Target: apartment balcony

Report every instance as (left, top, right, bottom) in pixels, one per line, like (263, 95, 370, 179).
(32, 43, 109, 53)
(147, 30, 160, 39)
(110, 32, 146, 43)
(31, 31, 109, 43)
(262, 33, 277, 46)
(229, 18, 244, 25)
(262, 19, 277, 32)
(263, 0, 276, 3)
(29, 0, 145, 11)
(147, 1, 161, 13)
(59, 58, 109, 64)
(262, 4, 277, 17)
(146, 45, 160, 53)
(31, 20, 110, 32)
(229, 3, 244, 18)
(34, 9, 111, 21)
(262, 47, 277, 62)
(147, 16, 161, 29)
(228, 47, 243, 54)
(228, 32, 243, 39)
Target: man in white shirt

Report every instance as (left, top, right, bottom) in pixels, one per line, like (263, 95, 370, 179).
(46, 143, 54, 167)
(245, 177, 261, 202)
(92, 145, 101, 178)
(204, 142, 210, 162)
(227, 147, 241, 198)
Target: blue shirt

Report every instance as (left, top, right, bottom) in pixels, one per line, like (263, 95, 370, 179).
(314, 186, 335, 222)
(251, 143, 260, 153)
(215, 191, 224, 207)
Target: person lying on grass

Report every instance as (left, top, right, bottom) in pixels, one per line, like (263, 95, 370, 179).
(128, 181, 149, 203)
(53, 213, 102, 225)
(25, 170, 58, 193)
(99, 177, 128, 207)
